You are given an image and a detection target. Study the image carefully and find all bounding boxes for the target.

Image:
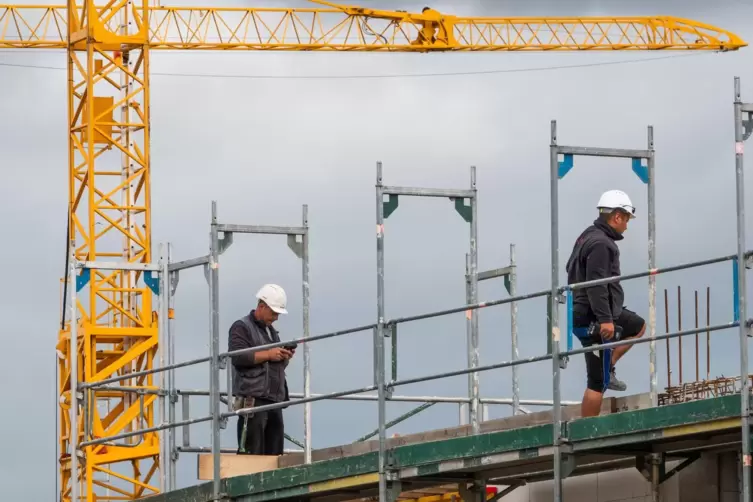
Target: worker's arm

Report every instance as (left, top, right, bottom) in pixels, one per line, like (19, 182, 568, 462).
(584, 243, 613, 323)
(228, 323, 270, 369)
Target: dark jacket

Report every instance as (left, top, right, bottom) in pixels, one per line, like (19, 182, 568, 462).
(565, 218, 625, 324)
(228, 310, 289, 403)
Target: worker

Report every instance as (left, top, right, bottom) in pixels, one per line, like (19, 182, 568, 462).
(228, 283, 296, 455)
(565, 190, 646, 417)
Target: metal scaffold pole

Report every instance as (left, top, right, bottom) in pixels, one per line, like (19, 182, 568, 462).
(209, 202, 222, 501)
(734, 76, 751, 502)
(69, 247, 79, 502)
(549, 120, 564, 502)
(509, 244, 520, 416)
(375, 161, 388, 502)
(301, 205, 312, 464)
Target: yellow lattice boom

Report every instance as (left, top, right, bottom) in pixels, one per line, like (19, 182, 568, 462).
(0, 0, 746, 501)
(0, 2, 748, 51)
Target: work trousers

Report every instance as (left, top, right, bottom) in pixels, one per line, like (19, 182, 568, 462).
(236, 397, 284, 456)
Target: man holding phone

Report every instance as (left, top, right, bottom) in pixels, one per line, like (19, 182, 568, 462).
(228, 283, 297, 455)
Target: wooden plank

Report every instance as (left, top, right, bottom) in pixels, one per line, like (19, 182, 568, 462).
(197, 454, 280, 480)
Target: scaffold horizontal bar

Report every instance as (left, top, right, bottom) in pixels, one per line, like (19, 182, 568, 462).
(77, 261, 161, 272)
(478, 266, 512, 281)
(382, 186, 475, 198)
(80, 354, 212, 389)
(92, 387, 579, 406)
(564, 321, 738, 357)
(555, 146, 651, 159)
(79, 414, 213, 448)
(564, 251, 752, 292)
(742, 103, 753, 112)
(227, 384, 380, 418)
(178, 446, 303, 454)
(217, 224, 305, 235)
(169, 255, 209, 272)
(221, 323, 376, 359)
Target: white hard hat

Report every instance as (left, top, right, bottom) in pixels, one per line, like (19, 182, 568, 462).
(597, 190, 636, 219)
(256, 284, 288, 314)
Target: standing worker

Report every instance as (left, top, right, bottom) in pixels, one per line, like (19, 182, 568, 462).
(228, 284, 296, 455)
(565, 190, 646, 417)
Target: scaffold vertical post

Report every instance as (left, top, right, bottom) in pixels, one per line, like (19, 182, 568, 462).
(465, 252, 473, 425)
(302, 204, 312, 464)
(549, 120, 564, 502)
(167, 243, 177, 491)
(158, 243, 168, 492)
(734, 75, 751, 502)
(469, 166, 480, 434)
(510, 243, 519, 416)
(375, 161, 388, 502)
(69, 248, 79, 502)
(209, 201, 222, 501)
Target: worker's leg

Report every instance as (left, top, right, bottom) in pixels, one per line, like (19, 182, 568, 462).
(238, 407, 268, 455)
(610, 308, 646, 366)
(581, 348, 605, 417)
(264, 406, 285, 456)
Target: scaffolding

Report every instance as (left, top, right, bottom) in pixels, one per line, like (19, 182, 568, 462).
(64, 77, 753, 502)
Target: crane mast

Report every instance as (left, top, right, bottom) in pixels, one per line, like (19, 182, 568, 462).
(0, 1, 746, 501)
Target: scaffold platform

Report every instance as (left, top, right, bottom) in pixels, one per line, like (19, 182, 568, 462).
(144, 392, 744, 502)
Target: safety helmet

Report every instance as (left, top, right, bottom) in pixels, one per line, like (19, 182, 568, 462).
(256, 284, 288, 314)
(597, 190, 636, 219)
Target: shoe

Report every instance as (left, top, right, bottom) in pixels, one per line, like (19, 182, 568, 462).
(608, 368, 627, 391)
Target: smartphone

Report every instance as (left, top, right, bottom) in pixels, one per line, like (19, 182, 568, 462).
(283, 343, 298, 351)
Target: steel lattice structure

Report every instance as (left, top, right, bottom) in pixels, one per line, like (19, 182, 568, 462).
(0, 1, 747, 501)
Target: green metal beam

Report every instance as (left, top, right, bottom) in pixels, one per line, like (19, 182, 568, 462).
(144, 394, 743, 502)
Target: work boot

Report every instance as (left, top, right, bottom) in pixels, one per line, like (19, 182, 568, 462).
(608, 368, 627, 391)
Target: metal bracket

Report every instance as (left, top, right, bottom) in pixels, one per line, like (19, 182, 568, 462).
(203, 263, 210, 285)
(558, 153, 574, 179)
(384, 194, 399, 219)
(385, 383, 395, 400)
(218, 356, 227, 370)
(287, 234, 303, 258)
(743, 111, 753, 141)
(218, 231, 234, 255)
(631, 158, 650, 184)
(144, 271, 160, 295)
(76, 268, 90, 292)
(219, 416, 228, 430)
(559, 356, 569, 370)
(452, 197, 472, 223)
(746, 254, 753, 269)
(170, 270, 180, 295)
(503, 274, 512, 295)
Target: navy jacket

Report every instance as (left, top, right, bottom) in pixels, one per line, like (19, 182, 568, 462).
(565, 219, 625, 324)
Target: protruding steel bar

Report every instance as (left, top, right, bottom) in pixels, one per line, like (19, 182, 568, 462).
(555, 145, 651, 159)
(665, 289, 671, 387)
(509, 243, 519, 416)
(77, 260, 161, 272)
(695, 290, 700, 382)
(706, 287, 711, 381)
(678, 286, 683, 385)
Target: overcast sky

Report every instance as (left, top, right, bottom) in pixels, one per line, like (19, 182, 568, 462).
(1, 0, 752, 498)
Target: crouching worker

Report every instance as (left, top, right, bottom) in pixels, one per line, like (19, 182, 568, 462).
(565, 190, 646, 417)
(228, 284, 296, 455)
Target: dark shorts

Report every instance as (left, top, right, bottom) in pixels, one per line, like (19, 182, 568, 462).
(573, 308, 645, 393)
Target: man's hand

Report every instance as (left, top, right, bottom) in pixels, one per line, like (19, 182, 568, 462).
(263, 347, 293, 362)
(599, 322, 615, 340)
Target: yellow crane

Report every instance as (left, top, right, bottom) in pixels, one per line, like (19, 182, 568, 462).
(0, 1, 746, 501)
